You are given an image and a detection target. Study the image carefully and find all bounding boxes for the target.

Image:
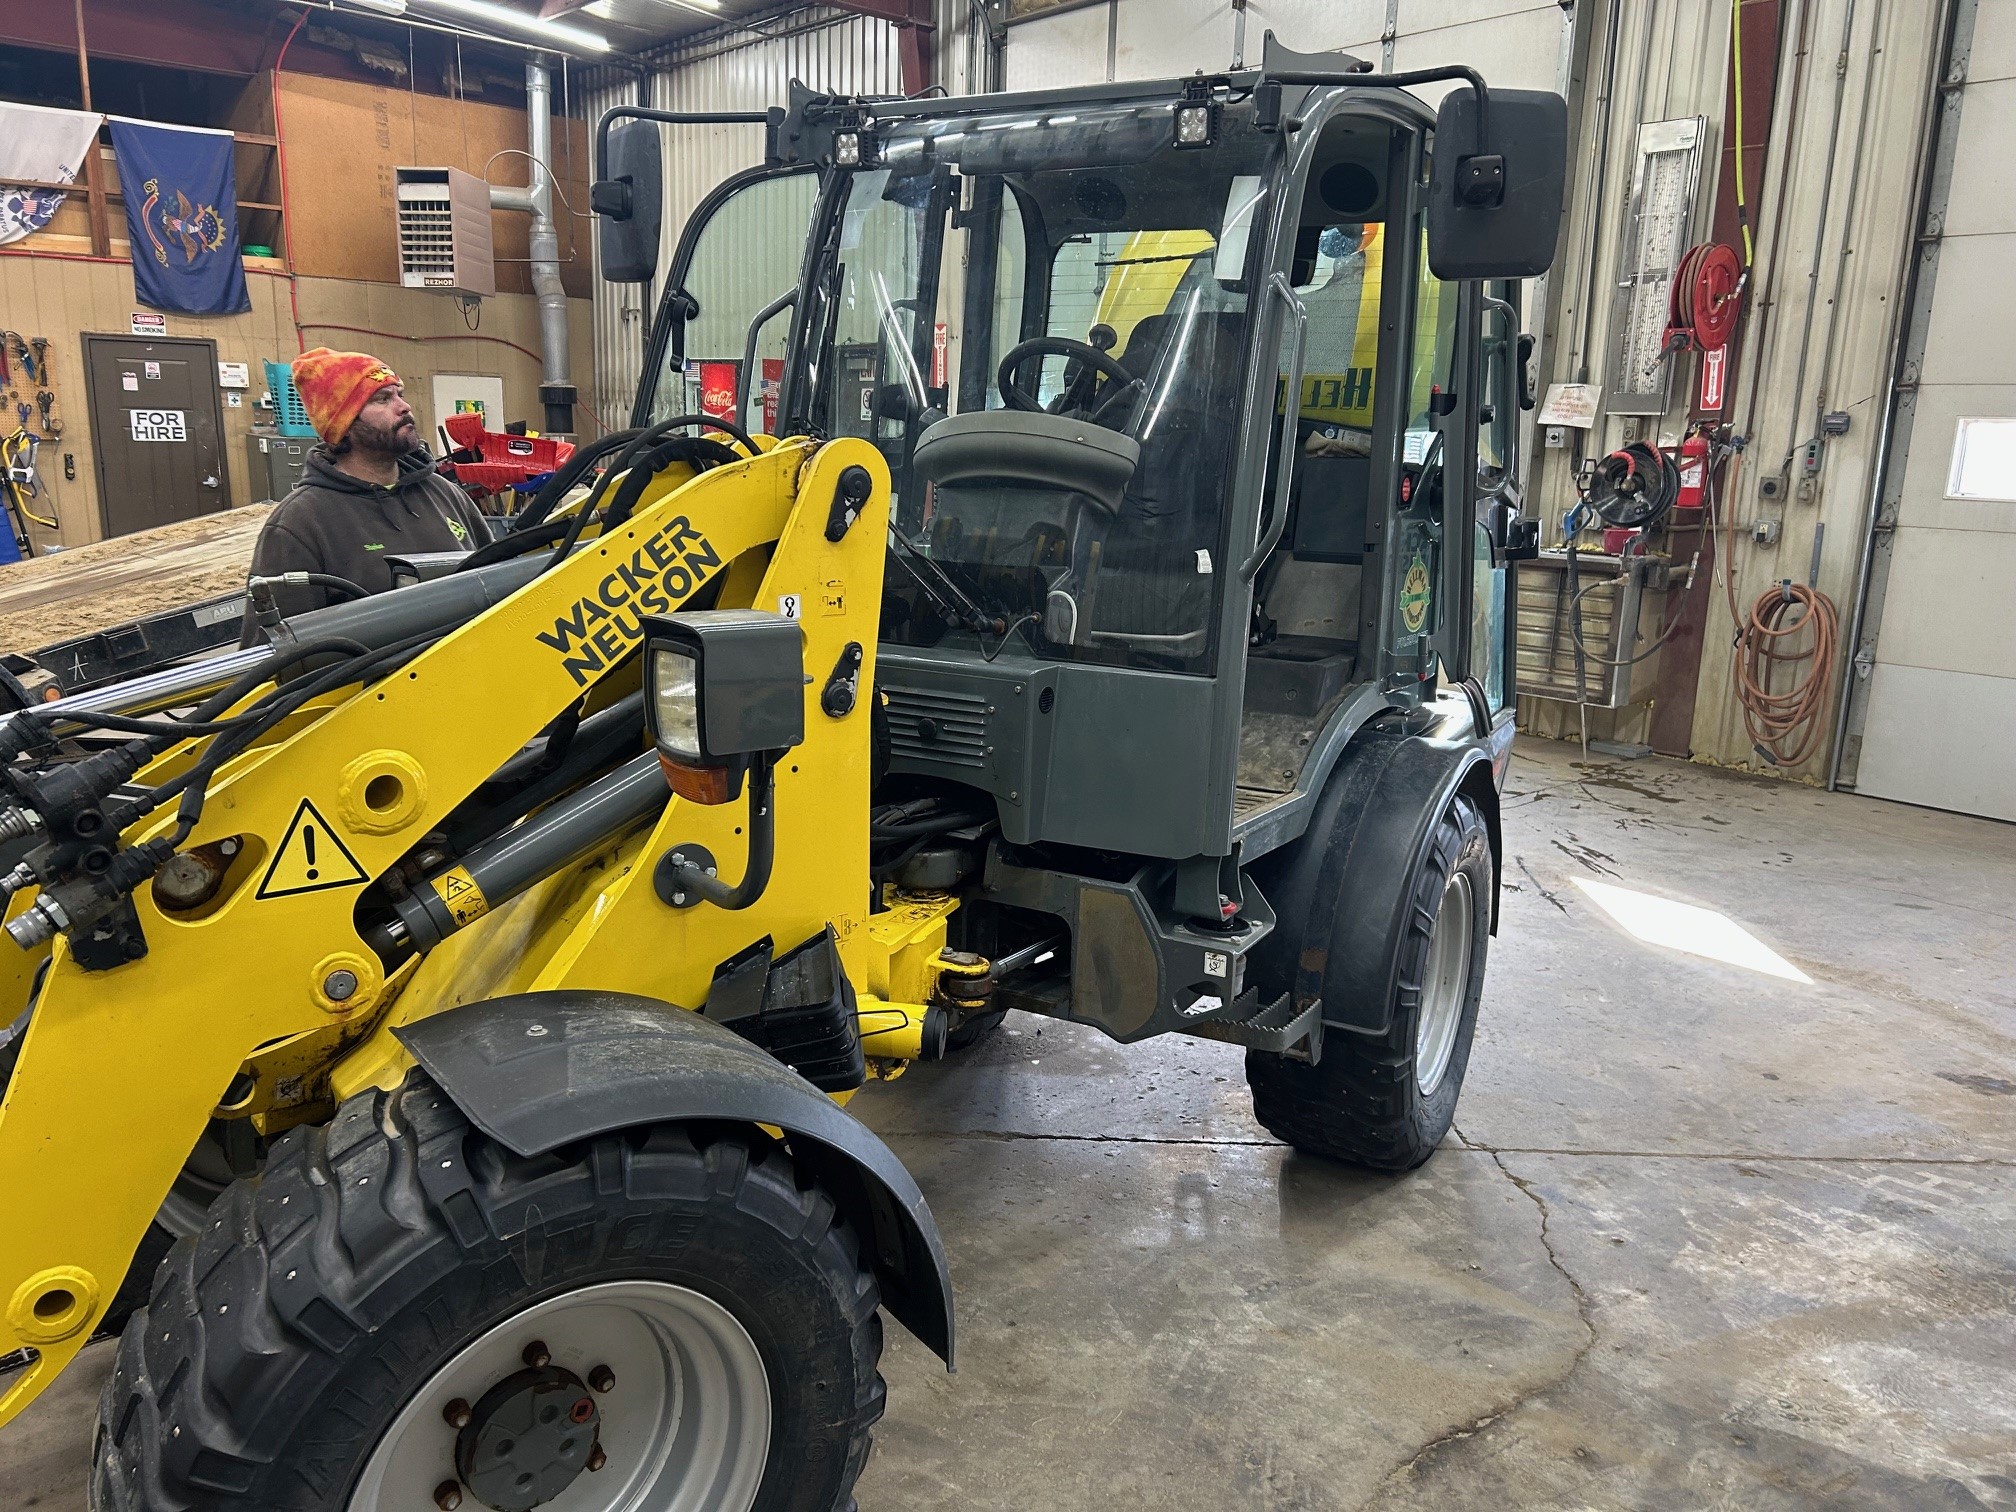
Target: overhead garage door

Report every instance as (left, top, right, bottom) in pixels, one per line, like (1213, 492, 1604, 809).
(1852, 6, 2016, 821)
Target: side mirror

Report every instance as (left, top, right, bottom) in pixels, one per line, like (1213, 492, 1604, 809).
(1427, 88, 1568, 280)
(592, 116, 663, 284)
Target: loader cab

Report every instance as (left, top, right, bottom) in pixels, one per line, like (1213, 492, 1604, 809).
(625, 65, 1556, 868)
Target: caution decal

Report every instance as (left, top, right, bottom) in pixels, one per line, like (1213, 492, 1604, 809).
(431, 866, 490, 927)
(257, 799, 368, 900)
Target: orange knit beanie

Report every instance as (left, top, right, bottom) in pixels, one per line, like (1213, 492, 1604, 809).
(292, 347, 399, 446)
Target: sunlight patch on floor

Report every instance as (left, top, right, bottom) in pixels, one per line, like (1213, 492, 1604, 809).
(1573, 878, 1813, 983)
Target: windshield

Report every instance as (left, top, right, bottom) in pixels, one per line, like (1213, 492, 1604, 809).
(801, 98, 1279, 675)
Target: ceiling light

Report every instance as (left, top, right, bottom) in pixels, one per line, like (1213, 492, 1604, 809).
(347, 0, 409, 13)
(648, 0, 724, 12)
(410, 0, 613, 52)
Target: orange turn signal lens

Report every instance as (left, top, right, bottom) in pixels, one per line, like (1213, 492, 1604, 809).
(657, 752, 743, 805)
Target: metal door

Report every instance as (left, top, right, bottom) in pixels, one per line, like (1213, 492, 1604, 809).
(81, 334, 231, 538)
(1846, 3, 2016, 820)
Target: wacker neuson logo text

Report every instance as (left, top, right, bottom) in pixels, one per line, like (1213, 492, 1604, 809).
(537, 516, 722, 686)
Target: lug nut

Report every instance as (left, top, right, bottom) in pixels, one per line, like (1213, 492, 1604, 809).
(522, 1339, 550, 1368)
(441, 1398, 471, 1429)
(586, 1446, 607, 1473)
(433, 1480, 464, 1510)
(588, 1364, 615, 1393)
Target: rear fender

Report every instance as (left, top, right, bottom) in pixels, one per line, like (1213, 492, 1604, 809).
(395, 989, 954, 1367)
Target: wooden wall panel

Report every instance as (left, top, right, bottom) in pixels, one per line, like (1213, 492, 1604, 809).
(275, 72, 591, 298)
(0, 253, 592, 553)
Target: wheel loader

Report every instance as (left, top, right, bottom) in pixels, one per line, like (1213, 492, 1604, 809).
(0, 35, 1566, 1512)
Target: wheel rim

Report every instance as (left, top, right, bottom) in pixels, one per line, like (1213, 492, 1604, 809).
(347, 1280, 771, 1512)
(1415, 870, 1475, 1099)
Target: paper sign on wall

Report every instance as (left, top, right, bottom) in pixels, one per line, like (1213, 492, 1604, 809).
(130, 408, 187, 442)
(130, 312, 166, 337)
(1537, 382, 1599, 429)
(218, 361, 249, 388)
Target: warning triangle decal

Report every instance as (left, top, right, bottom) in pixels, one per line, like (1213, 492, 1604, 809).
(255, 798, 369, 900)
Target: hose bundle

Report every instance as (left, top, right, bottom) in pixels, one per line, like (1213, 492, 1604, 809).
(1727, 574, 1840, 769)
(1583, 441, 1680, 531)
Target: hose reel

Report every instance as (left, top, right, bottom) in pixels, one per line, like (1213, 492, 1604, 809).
(1664, 241, 1744, 354)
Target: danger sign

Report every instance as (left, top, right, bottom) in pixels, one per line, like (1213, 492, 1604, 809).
(129, 408, 187, 442)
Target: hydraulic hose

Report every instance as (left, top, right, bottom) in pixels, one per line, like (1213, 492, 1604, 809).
(495, 425, 640, 536)
(249, 571, 370, 604)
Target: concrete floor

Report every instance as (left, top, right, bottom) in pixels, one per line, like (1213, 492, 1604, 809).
(6, 737, 2014, 1509)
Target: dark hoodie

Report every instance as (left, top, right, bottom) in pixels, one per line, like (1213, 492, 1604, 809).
(239, 446, 492, 643)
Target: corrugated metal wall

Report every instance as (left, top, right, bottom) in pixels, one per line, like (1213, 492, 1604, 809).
(582, 7, 917, 427)
(1001, 1, 1569, 93)
(1521, 0, 1942, 779)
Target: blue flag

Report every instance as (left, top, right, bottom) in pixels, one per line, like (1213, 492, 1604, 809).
(110, 118, 250, 316)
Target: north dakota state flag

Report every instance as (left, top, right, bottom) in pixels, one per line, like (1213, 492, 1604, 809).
(109, 118, 251, 316)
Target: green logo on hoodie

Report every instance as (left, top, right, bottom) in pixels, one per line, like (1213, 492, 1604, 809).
(446, 519, 471, 546)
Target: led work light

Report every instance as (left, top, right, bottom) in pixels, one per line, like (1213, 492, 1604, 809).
(643, 610, 805, 805)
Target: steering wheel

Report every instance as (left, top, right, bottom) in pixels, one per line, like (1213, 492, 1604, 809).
(997, 336, 1142, 424)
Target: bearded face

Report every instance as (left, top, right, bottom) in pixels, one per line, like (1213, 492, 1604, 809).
(347, 384, 420, 455)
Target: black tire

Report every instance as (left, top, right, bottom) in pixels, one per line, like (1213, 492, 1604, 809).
(1245, 794, 1491, 1171)
(93, 1073, 885, 1512)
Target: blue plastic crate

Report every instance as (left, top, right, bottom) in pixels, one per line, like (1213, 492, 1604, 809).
(263, 359, 318, 438)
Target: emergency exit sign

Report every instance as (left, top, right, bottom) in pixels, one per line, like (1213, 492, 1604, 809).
(129, 408, 187, 442)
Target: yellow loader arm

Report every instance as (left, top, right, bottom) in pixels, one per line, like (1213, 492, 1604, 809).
(0, 435, 894, 1424)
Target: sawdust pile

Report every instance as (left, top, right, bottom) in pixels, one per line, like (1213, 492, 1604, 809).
(0, 506, 272, 654)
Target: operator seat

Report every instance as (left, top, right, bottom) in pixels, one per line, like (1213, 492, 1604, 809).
(1086, 310, 1249, 648)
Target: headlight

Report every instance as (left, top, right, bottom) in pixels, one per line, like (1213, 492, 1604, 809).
(641, 610, 807, 805)
(649, 645, 702, 763)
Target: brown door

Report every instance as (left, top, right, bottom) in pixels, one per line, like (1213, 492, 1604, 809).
(81, 334, 232, 538)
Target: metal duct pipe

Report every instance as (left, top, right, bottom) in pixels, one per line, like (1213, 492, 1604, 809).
(526, 57, 576, 437)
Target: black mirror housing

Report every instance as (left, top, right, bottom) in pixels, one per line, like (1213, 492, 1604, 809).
(596, 117, 663, 284)
(1428, 88, 1568, 280)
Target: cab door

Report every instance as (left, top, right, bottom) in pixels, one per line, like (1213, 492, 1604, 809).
(632, 164, 820, 432)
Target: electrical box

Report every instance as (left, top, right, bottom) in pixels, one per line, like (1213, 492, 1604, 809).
(395, 167, 495, 299)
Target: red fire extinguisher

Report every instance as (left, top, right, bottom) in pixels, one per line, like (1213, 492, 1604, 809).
(1676, 426, 1711, 510)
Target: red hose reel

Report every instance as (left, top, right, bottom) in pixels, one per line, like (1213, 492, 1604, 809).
(1666, 242, 1744, 352)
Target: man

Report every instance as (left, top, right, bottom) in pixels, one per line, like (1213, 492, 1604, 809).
(241, 347, 491, 640)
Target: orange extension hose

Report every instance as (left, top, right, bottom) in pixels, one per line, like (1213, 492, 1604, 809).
(1719, 457, 1840, 768)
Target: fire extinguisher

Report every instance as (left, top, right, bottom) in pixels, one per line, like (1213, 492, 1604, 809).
(1676, 426, 1711, 510)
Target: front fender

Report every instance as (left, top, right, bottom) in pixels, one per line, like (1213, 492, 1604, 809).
(395, 990, 954, 1367)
